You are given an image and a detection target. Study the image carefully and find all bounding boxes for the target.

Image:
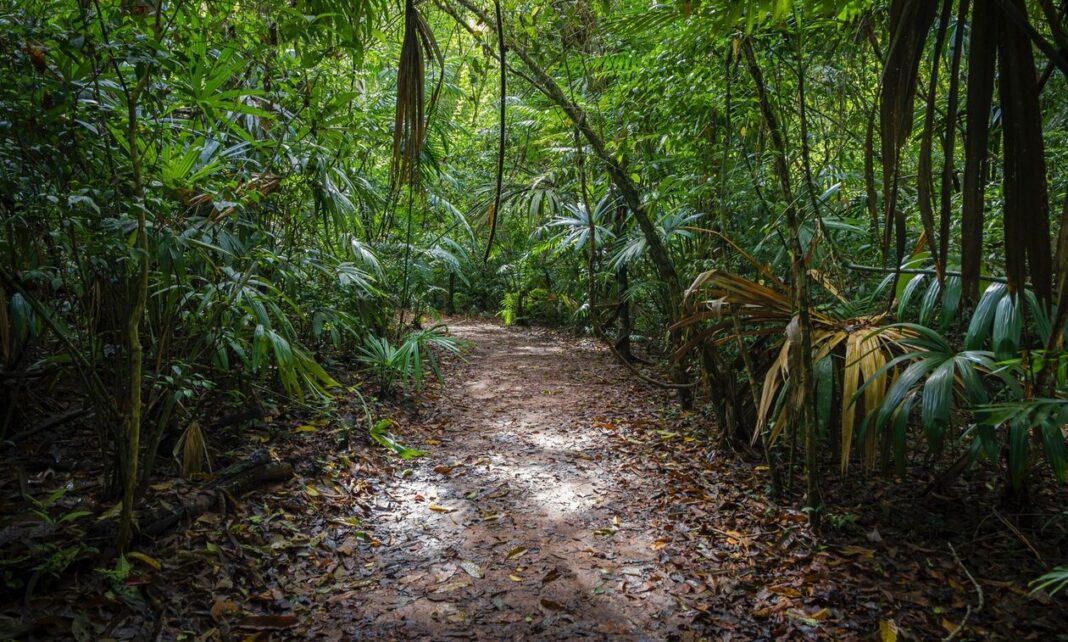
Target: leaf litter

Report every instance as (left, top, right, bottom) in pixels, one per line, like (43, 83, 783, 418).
(6, 320, 1065, 639)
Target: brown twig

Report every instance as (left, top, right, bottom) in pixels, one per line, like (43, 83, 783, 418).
(943, 543, 984, 642)
(992, 507, 1046, 565)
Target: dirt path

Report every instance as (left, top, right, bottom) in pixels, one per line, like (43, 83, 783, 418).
(341, 320, 686, 639)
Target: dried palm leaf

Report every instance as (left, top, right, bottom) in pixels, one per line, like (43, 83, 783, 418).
(678, 270, 912, 471)
(174, 420, 212, 481)
(392, 0, 444, 187)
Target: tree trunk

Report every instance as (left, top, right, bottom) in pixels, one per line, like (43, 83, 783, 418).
(120, 75, 151, 552)
(961, 0, 998, 304)
(446, 271, 455, 315)
(743, 38, 821, 528)
(614, 266, 634, 362)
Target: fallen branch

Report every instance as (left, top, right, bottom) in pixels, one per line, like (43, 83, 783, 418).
(943, 543, 984, 641)
(89, 449, 293, 546)
(141, 457, 293, 537)
(144, 449, 292, 536)
(4, 407, 93, 446)
(848, 263, 1014, 285)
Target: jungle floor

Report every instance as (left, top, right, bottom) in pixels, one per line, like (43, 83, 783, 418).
(4, 319, 1068, 640)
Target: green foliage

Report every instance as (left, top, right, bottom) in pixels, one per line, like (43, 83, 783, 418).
(1031, 566, 1068, 597)
(356, 325, 465, 396)
(861, 285, 1068, 490)
(369, 418, 427, 459)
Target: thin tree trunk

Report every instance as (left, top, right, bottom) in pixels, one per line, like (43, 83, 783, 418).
(998, 0, 1053, 302)
(446, 271, 455, 315)
(917, 0, 954, 281)
(940, 0, 969, 270)
(120, 70, 151, 553)
(961, 0, 998, 304)
(743, 38, 821, 528)
(615, 266, 634, 362)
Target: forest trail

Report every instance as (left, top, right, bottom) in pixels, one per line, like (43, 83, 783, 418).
(342, 320, 689, 639)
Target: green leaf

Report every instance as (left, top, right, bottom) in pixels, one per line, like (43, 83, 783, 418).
(918, 278, 941, 326)
(1040, 421, 1068, 482)
(369, 419, 427, 459)
(1007, 418, 1030, 491)
(993, 294, 1022, 361)
(965, 283, 1007, 350)
(920, 359, 954, 456)
(939, 276, 962, 331)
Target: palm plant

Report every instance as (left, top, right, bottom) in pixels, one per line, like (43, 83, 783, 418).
(1031, 566, 1068, 597)
(356, 325, 465, 397)
(678, 269, 912, 472)
(867, 282, 1068, 492)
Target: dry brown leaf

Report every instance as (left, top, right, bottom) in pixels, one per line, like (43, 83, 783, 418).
(459, 560, 483, 579)
(539, 598, 566, 611)
(210, 599, 240, 622)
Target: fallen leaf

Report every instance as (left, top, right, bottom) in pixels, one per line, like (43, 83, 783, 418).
(211, 599, 240, 621)
(941, 618, 959, 636)
(769, 585, 802, 598)
(127, 551, 161, 571)
(433, 465, 454, 475)
(459, 560, 483, 579)
(294, 425, 317, 433)
(429, 504, 455, 513)
(435, 577, 472, 593)
(540, 598, 566, 611)
(838, 545, 875, 558)
(506, 546, 528, 560)
(786, 608, 829, 625)
(880, 619, 899, 642)
(508, 575, 523, 582)
(650, 537, 672, 551)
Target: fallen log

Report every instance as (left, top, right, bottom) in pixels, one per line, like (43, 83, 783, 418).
(3, 407, 93, 446)
(89, 449, 293, 546)
(140, 449, 293, 538)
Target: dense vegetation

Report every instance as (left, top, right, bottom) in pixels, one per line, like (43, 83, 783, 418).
(2, 0, 1068, 634)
